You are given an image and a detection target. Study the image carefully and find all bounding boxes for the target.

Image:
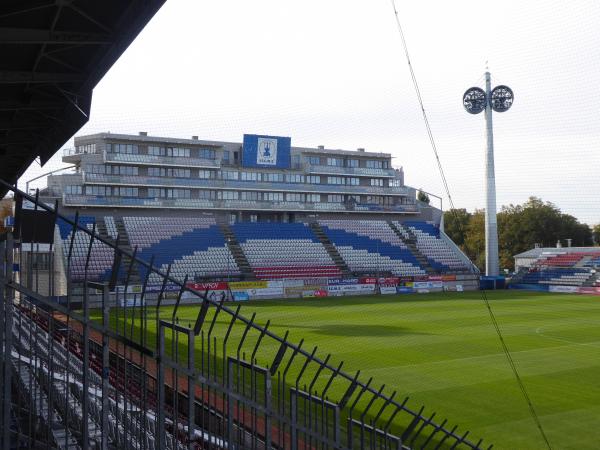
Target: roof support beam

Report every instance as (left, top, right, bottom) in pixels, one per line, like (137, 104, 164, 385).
(0, 101, 62, 111)
(0, 71, 83, 84)
(0, 27, 111, 45)
(0, 123, 50, 131)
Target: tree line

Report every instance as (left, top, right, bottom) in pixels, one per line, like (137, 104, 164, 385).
(443, 197, 599, 272)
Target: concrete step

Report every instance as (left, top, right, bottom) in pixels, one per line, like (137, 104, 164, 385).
(309, 222, 352, 277)
(387, 221, 436, 274)
(219, 224, 255, 280)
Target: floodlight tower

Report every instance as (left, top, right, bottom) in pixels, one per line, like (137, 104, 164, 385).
(463, 72, 514, 276)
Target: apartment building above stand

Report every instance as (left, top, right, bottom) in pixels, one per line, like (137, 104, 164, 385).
(46, 131, 441, 223)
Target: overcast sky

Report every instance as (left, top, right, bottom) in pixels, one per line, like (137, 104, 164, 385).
(21, 0, 600, 224)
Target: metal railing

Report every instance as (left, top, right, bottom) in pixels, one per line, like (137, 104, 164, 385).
(104, 151, 221, 168)
(84, 172, 412, 196)
(63, 194, 419, 214)
(1, 181, 491, 449)
(306, 165, 398, 178)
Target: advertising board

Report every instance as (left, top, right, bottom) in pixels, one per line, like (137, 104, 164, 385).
(396, 287, 414, 294)
(327, 284, 375, 296)
(548, 285, 578, 294)
(328, 278, 359, 285)
(232, 292, 250, 301)
(380, 286, 397, 295)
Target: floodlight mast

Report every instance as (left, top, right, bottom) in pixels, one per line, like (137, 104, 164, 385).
(463, 72, 513, 276)
(483, 71, 499, 276)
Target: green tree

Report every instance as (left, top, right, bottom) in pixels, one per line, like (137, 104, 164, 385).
(417, 190, 430, 204)
(463, 210, 485, 271)
(443, 208, 471, 247)
(593, 224, 600, 245)
(442, 197, 593, 272)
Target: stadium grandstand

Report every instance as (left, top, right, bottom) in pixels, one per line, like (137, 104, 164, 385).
(35, 131, 478, 291)
(511, 246, 600, 293)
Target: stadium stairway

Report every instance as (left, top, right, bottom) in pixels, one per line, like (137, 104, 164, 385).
(576, 255, 594, 268)
(95, 217, 111, 242)
(582, 271, 600, 287)
(114, 217, 142, 284)
(219, 223, 256, 280)
(309, 221, 352, 277)
(388, 221, 436, 274)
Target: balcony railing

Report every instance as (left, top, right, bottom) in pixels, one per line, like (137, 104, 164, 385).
(84, 173, 412, 196)
(63, 194, 418, 213)
(104, 151, 220, 168)
(306, 164, 398, 177)
(63, 147, 99, 157)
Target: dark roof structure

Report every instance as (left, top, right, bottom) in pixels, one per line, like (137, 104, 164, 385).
(0, 0, 167, 196)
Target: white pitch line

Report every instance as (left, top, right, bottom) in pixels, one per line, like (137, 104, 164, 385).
(535, 326, 600, 348)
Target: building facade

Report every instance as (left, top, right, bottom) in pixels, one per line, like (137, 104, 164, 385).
(46, 132, 440, 223)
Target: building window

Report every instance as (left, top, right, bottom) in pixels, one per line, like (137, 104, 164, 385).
(241, 172, 260, 182)
(250, 214, 258, 223)
(167, 147, 191, 157)
(114, 187, 138, 197)
(327, 157, 343, 167)
(327, 176, 345, 185)
(307, 156, 320, 165)
(107, 165, 138, 176)
(286, 174, 305, 183)
(347, 177, 359, 186)
(166, 189, 190, 199)
(220, 191, 239, 200)
(198, 190, 217, 199)
(366, 160, 384, 169)
(85, 186, 111, 196)
(263, 172, 284, 183)
(370, 178, 384, 187)
(65, 185, 82, 195)
(307, 175, 321, 184)
(109, 143, 138, 154)
(148, 146, 165, 156)
(86, 164, 106, 174)
(263, 192, 283, 201)
(327, 194, 344, 203)
(223, 151, 230, 163)
(198, 170, 214, 179)
(389, 179, 402, 187)
(222, 170, 239, 180)
(292, 155, 301, 168)
(306, 194, 321, 203)
(241, 191, 260, 201)
(148, 167, 190, 178)
(199, 148, 216, 159)
(148, 188, 166, 198)
(347, 159, 359, 168)
(286, 193, 305, 202)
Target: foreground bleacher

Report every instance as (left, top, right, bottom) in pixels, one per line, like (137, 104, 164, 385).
(5, 183, 489, 449)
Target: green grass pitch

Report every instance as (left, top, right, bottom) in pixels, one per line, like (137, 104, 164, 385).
(110, 290, 600, 449)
